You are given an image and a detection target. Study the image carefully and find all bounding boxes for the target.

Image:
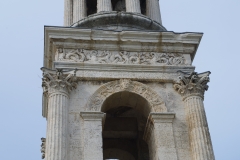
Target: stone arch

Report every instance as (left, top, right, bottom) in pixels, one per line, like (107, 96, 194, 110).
(85, 79, 167, 113)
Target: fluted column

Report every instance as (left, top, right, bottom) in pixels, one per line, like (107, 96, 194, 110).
(80, 112, 106, 159)
(97, 0, 112, 12)
(146, 0, 162, 24)
(64, 0, 73, 26)
(126, 0, 141, 13)
(73, 0, 87, 23)
(174, 71, 215, 160)
(144, 113, 177, 160)
(42, 68, 77, 160)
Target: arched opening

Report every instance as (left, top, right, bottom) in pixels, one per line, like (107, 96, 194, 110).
(111, 0, 126, 12)
(102, 91, 150, 160)
(87, 0, 97, 16)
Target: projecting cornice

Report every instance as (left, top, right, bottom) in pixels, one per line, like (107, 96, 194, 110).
(44, 26, 203, 69)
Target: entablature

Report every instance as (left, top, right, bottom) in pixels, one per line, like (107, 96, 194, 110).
(44, 26, 203, 71)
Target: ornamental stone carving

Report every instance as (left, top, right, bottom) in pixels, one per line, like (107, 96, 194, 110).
(41, 138, 46, 159)
(41, 68, 78, 95)
(173, 71, 211, 99)
(85, 79, 167, 112)
(56, 48, 187, 66)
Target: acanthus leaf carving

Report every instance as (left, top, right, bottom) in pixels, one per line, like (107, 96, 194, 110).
(173, 71, 211, 99)
(56, 48, 187, 66)
(41, 68, 78, 95)
(41, 138, 46, 159)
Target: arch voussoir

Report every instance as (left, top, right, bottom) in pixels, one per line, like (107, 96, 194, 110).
(85, 79, 167, 112)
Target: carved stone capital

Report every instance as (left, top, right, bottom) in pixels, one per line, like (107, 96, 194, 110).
(41, 68, 77, 96)
(173, 71, 211, 100)
(41, 138, 46, 159)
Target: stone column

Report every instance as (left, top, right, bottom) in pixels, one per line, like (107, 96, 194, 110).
(64, 0, 73, 26)
(73, 0, 87, 24)
(126, 0, 141, 13)
(146, 0, 162, 24)
(97, 0, 112, 12)
(80, 112, 106, 159)
(174, 71, 215, 160)
(42, 68, 77, 160)
(144, 113, 177, 160)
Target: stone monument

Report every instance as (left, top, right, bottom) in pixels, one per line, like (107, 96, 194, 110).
(41, 0, 215, 160)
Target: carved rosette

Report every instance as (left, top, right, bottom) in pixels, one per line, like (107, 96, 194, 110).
(41, 68, 77, 95)
(173, 71, 211, 99)
(85, 79, 167, 113)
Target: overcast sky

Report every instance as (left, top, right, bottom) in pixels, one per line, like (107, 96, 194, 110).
(0, 0, 239, 160)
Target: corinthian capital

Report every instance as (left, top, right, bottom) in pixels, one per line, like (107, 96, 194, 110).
(173, 71, 211, 99)
(41, 68, 77, 95)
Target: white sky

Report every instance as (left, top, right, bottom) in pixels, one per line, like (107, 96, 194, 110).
(0, 0, 239, 159)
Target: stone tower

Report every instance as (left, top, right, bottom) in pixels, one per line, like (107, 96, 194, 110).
(41, 0, 215, 160)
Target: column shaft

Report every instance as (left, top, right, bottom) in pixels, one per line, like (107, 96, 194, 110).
(73, 0, 87, 23)
(126, 0, 141, 13)
(185, 96, 215, 160)
(97, 0, 112, 12)
(64, 0, 73, 26)
(45, 92, 69, 160)
(146, 0, 162, 24)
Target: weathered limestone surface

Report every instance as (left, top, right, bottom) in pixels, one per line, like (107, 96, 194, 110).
(64, 0, 73, 26)
(80, 112, 105, 159)
(126, 0, 141, 13)
(73, 0, 87, 24)
(144, 113, 177, 160)
(42, 18, 214, 159)
(146, 0, 162, 24)
(174, 71, 215, 160)
(97, 0, 112, 12)
(42, 68, 77, 160)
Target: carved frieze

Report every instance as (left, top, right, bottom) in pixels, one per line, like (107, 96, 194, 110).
(173, 71, 211, 99)
(41, 138, 46, 159)
(41, 68, 77, 95)
(55, 48, 187, 66)
(85, 79, 167, 112)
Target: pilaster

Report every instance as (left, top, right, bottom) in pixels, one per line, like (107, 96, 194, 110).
(146, 0, 162, 24)
(126, 0, 141, 13)
(174, 71, 215, 160)
(42, 68, 77, 160)
(144, 113, 177, 160)
(97, 0, 112, 12)
(80, 112, 106, 160)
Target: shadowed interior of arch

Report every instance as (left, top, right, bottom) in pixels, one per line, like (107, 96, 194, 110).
(102, 91, 150, 160)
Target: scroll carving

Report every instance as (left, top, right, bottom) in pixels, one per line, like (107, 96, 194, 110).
(41, 68, 77, 95)
(85, 79, 167, 112)
(41, 138, 46, 159)
(173, 71, 211, 99)
(56, 48, 187, 66)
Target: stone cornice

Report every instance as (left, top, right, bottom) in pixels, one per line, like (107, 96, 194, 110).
(173, 71, 211, 100)
(44, 26, 203, 69)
